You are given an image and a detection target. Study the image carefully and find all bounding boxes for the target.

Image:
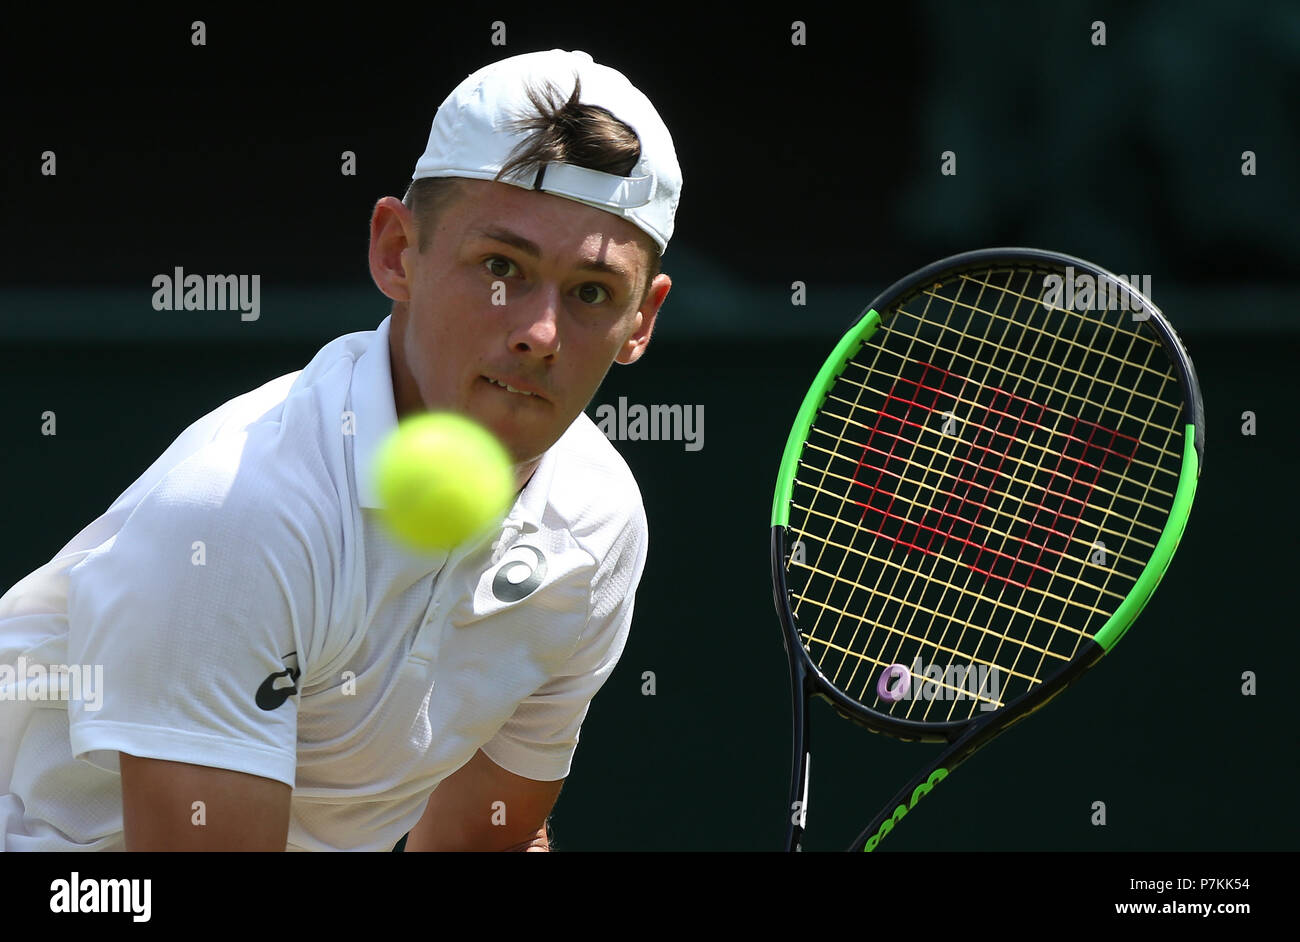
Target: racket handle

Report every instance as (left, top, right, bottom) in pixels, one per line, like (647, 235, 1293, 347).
(850, 720, 997, 852)
(784, 669, 812, 852)
(852, 756, 955, 852)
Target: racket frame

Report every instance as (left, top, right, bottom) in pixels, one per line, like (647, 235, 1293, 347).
(771, 247, 1204, 852)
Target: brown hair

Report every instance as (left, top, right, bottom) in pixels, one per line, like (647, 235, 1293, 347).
(403, 76, 661, 286)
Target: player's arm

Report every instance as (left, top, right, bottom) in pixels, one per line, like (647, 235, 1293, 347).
(120, 753, 291, 851)
(403, 749, 562, 852)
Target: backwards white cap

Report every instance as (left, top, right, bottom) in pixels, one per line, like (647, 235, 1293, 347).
(412, 49, 682, 254)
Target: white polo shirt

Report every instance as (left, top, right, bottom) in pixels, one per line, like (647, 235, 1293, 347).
(0, 315, 647, 851)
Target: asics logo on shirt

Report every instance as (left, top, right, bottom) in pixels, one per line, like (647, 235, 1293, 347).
(255, 652, 301, 711)
(492, 545, 547, 603)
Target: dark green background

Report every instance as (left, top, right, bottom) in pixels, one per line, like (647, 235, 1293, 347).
(2, 3, 1296, 849)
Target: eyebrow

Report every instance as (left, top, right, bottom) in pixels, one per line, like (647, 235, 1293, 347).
(470, 226, 635, 281)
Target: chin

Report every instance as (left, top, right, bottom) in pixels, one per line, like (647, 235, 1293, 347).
(463, 406, 547, 465)
(498, 425, 555, 467)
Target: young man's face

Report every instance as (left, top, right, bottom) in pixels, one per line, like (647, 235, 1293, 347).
(369, 179, 671, 484)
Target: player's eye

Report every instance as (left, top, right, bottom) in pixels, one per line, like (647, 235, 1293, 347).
(575, 283, 610, 304)
(485, 256, 518, 278)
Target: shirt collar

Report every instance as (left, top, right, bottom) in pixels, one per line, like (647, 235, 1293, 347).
(351, 314, 552, 536)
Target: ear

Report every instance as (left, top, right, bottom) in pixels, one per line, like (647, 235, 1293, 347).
(369, 197, 420, 303)
(615, 273, 671, 365)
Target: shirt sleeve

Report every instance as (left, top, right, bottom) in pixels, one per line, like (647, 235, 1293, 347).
(479, 502, 648, 782)
(63, 443, 326, 788)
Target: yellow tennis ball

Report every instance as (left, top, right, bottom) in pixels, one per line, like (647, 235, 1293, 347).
(373, 412, 515, 551)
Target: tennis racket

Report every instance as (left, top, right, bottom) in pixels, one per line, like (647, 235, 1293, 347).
(771, 248, 1203, 851)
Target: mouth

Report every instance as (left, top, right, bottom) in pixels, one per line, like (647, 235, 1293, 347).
(482, 375, 546, 401)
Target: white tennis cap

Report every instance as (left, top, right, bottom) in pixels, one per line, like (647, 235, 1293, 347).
(412, 49, 682, 254)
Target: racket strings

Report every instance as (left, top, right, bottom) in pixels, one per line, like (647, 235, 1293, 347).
(823, 336, 1183, 490)
(801, 423, 1167, 554)
(926, 272, 1178, 389)
(822, 375, 1180, 496)
(820, 267, 1044, 716)
(811, 267, 1180, 696)
(787, 264, 1186, 724)
(788, 499, 1128, 609)
(974, 282, 1164, 709)
(851, 268, 1059, 720)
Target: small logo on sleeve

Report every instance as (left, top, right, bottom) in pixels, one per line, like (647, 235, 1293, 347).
(491, 545, 547, 603)
(255, 652, 301, 711)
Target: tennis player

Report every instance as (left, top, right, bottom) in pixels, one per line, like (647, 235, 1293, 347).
(0, 48, 680, 851)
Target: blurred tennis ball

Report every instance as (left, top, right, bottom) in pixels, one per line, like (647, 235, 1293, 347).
(374, 412, 515, 551)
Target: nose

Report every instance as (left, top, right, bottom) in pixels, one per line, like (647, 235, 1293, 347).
(507, 284, 560, 359)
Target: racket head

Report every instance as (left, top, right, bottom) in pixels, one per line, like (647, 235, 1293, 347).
(771, 248, 1203, 742)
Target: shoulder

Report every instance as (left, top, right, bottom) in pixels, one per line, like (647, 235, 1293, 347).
(155, 421, 340, 541)
(116, 324, 373, 532)
(544, 412, 647, 550)
(151, 325, 379, 541)
(532, 414, 648, 628)
(64, 425, 345, 704)
(77, 386, 347, 620)
(61, 328, 382, 689)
